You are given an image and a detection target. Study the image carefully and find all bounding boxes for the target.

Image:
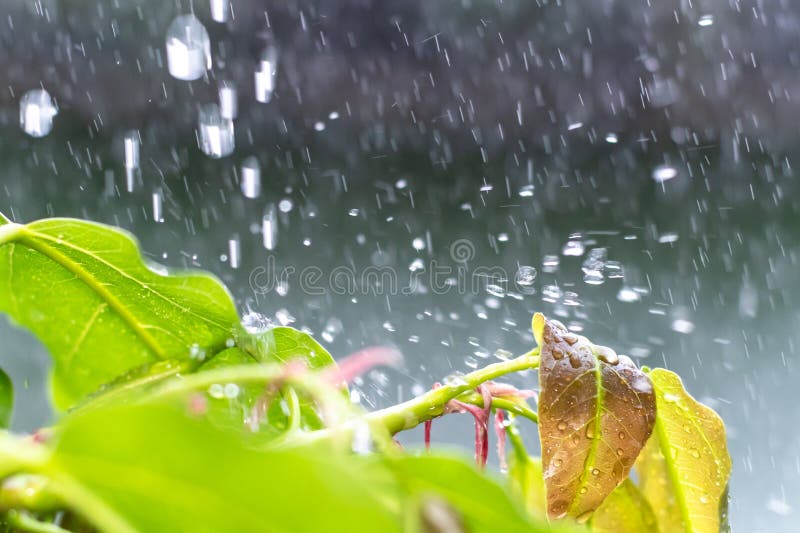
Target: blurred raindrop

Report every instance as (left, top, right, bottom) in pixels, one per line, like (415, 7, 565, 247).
(166, 15, 211, 81)
(19, 89, 57, 138)
(241, 156, 261, 199)
(197, 104, 235, 159)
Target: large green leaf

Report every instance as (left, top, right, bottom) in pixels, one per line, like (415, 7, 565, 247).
(635, 369, 731, 533)
(589, 479, 658, 533)
(0, 367, 11, 428)
(533, 313, 656, 521)
(37, 402, 574, 533)
(389, 455, 573, 533)
(508, 454, 546, 518)
(43, 402, 400, 533)
(0, 214, 238, 408)
(75, 328, 338, 440)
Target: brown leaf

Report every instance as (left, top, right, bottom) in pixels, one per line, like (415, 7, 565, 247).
(533, 313, 656, 521)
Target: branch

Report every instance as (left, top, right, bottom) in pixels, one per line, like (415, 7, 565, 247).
(366, 349, 540, 435)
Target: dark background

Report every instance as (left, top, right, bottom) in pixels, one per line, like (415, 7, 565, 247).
(1, 1, 799, 530)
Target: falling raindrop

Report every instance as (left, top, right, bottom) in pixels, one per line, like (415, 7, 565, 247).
(123, 130, 140, 192)
(562, 240, 585, 257)
(738, 282, 758, 318)
(218, 81, 238, 119)
(671, 318, 695, 334)
(542, 255, 560, 273)
(255, 45, 278, 103)
(241, 156, 261, 199)
(603, 260, 624, 278)
(542, 284, 563, 302)
(515, 265, 537, 287)
(152, 189, 164, 223)
(278, 198, 294, 213)
(165, 14, 211, 81)
(617, 286, 640, 303)
(582, 248, 607, 285)
(209, 0, 231, 23)
(486, 283, 506, 298)
(262, 205, 277, 250)
(698, 14, 714, 27)
(19, 89, 58, 137)
(228, 235, 241, 269)
(652, 165, 678, 183)
(197, 104, 235, 159)
(123, 130, 140, 170)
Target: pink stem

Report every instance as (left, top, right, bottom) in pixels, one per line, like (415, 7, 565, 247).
(495, 410, 507, 472)
(424, 420, 432, 452)
(424, 382, 441, 452)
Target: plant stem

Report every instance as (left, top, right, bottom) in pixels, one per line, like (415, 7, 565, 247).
(365, 350, 540, 435)
(0, 434, 48, 480)
(5, 511, 70, 533)
(505, 414, 531, 464)
(457, 393, 539, 424)
(0, 223, 23, 246)
(116, 349, 540, 444)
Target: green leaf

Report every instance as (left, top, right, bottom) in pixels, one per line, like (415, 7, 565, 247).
(635, 368, 731, 533)
(508, 454, 546, 518)
(38, 402, 576, 533)
(201, 327, 338, 436)
(76, 359, 195, 412)
(45, 402, 402, 533)
(589, 479, 658, 533)
(533, 313, 656, 521)
(0, 367, 11, 428)
(0, 214, 238, 408)
(237, 325, 337, 369)
(390, 455, 569, 533)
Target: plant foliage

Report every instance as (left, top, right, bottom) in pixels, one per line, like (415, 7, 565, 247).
(0, 213, 731, 532)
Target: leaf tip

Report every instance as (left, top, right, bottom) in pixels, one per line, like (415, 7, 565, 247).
(532, 313, 545, 347)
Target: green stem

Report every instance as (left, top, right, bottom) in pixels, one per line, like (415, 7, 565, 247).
(0, 223, 23, 246)
(115, 351, 540, 446)
(5, 511, 70, 533)
(147, 365, 286, 400)
(457, 393, 538, 424)
(505, 414, 530, 464)
(366, 349, 540, 435)
(0, 434, 49, 480)
(284, 387, 301, 433)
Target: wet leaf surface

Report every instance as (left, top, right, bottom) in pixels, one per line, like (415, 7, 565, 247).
(636, 368, 731, 533)
(0, 214, 238, 408)
(534, 313, 656, 520)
